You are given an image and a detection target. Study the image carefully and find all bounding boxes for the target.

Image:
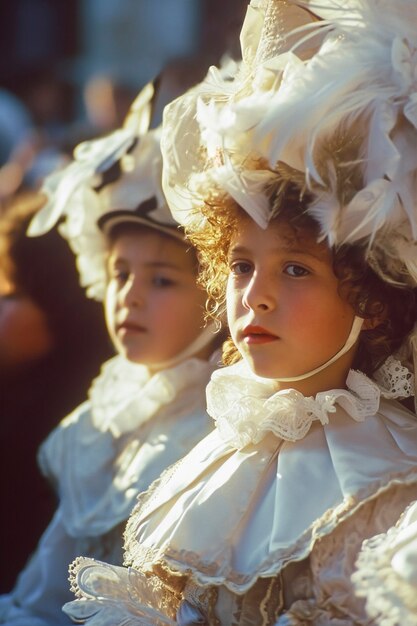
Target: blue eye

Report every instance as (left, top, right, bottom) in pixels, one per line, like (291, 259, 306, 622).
(285, 264, 310, 277)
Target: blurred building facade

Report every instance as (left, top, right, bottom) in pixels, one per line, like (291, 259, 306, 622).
(1, 0, 246, 119)
(0, 0, 246, 201)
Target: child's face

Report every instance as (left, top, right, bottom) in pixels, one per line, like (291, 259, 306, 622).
(105, 229, 207, 368)
(226, 216, 356, 388)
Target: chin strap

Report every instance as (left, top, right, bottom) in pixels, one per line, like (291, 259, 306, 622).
(273, 316, 364, 383)
(148, 322, 218, 373)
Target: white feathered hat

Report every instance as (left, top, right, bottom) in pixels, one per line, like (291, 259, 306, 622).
(161, 0, 417, 289)
(29, 82, 181, 301)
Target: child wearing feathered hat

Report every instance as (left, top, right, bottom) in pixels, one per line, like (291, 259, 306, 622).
(0, 85, 221, 625)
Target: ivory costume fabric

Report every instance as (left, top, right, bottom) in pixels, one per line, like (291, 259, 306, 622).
(353, 499, 417, 625)
(64, 359, 417, 625)
(0, 355, 215, 626)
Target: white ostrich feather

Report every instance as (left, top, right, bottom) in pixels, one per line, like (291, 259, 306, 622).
(244, 0, 417, 285)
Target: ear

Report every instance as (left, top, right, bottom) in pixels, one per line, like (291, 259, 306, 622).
(359, 300, 387, 331)
(362, 317, 380, 330)
(362, 315, 383, 331)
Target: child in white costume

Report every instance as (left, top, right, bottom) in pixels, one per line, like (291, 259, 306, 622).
(0, 87, 219, 625)
(63, 1, 417, 624)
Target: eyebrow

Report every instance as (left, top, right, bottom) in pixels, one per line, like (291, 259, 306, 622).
(108, 256, 184, 271)
(228, 243, 327, 263)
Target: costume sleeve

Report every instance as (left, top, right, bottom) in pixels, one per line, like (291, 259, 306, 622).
(353, 498, 417, 625)
(276, 483, 417, 625)
(0, 508, 79, 625)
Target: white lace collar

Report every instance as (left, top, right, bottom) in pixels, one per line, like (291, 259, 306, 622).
(206, 356, 414, 450)
(89, 355, 213, 437)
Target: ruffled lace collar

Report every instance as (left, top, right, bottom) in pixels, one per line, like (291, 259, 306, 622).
(89, 355, 213, 437)
(207, 356, 414, 450)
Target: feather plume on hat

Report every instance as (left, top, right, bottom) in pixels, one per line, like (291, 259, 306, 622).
(256, 0, 417, 288)
(162, 0, 417, 289)
(28, 82, 180, 301)
(161, 0, 321, 230)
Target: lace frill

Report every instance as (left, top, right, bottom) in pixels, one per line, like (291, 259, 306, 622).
(206, 358, 412, 450)
(373, 355, 415, 400)
(89, 350, 219, 438)
(64, 557, 177, 626)
(88, 355, 206, 437)
(89, 356, 151, 436)
(353, 500, 417, 626)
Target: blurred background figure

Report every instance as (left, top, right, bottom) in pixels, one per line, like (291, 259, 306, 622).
(0, 0, 247, 206)
(0, 192, 113, 591)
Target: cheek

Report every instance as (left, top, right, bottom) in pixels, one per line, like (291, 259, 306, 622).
(289, 290, 353, 340)
(226, 280, 241, 337)
(165, 291, 206, 329)
(104, 284, 118, 338)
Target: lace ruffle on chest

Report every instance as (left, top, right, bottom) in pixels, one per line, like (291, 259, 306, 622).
(206, 357, 414, 449)
(89, 355, 211, 436)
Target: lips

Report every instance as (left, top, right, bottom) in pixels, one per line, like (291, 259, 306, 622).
(117, 320, 146, 334)
(242, 324, 278, 344)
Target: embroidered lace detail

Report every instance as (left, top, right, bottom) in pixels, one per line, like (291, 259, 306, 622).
(353, 499, 417, 626)
(180, 583, 218, 625)
(373, 355, 415, 399)
(65, 557, 178, 625)
(206, 361, 381, 449)
(281, 486, 417, 625)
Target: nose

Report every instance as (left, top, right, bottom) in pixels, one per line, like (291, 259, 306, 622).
(119, 277, 145, 309)
(242, 271, 275, 313)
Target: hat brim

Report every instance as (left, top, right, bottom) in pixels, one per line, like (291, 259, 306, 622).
(97, 209, 184, 242)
